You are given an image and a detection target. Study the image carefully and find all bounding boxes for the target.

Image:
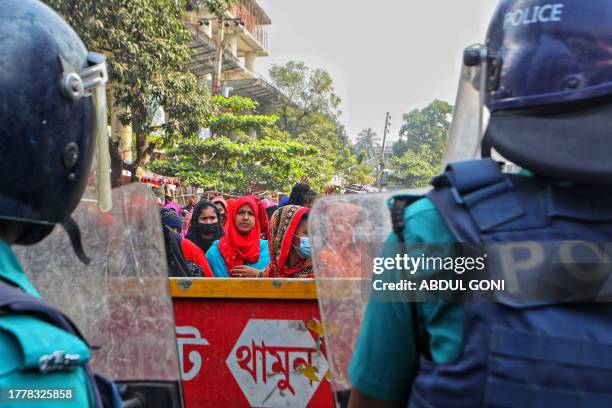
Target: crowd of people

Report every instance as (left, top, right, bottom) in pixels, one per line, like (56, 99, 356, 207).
(159, 183, 317, 279)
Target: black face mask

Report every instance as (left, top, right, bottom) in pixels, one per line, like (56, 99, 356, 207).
(194, 223, 219, 236)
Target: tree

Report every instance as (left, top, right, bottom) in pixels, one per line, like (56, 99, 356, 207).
(208, 95, 278, 136)
(185, 0, 238, 17)
(149, 95, 321, 192)
(149, 134, 318, 193)
(388, 144, 441, 188)
(344, 164, 375, 187)
(354, 128, 381, 160)
(269, 61, 342, 135)
(394, 100, 452, 158)
(268, 61, 354, 189)
(46, 0, 211, 183)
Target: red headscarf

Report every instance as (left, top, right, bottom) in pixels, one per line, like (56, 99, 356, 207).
(249, 195, 271, 238)
(265, 205, 312, 278)
(226, 198, 236, 214)
(218, 196, 261, 271)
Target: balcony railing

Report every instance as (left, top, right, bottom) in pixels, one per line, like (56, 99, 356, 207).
(231, 0, 269, 49)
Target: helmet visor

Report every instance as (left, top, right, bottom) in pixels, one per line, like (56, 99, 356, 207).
(443, 45, 490, 165)
(81, 53, 112, 213)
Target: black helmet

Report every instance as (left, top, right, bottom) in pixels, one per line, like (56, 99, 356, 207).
(0, 0, 110, 245)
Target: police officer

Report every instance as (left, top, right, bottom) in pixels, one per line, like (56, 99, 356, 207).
(347, 1, 612, 406)
(0, 0, 119, 406)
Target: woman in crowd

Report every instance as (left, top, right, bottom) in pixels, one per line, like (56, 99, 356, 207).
(288, 183, 318, 208)
(161, 208, 213, 277)
(211, 196, 227, 226)
(186, 200, 224, 254)
(206, 196, 270, 277)
(265, 205, 313, 279)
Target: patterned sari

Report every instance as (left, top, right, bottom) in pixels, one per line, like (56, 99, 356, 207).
(265, 205, 312, 278)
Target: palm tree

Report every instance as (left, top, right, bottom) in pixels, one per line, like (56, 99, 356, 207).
(354, 128, 381, 160)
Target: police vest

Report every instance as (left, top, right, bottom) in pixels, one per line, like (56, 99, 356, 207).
(391, 159, 612, 408)
(0, 279, 121, 408)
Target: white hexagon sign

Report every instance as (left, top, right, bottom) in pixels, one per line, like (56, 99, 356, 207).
(227, 319, 328, 407)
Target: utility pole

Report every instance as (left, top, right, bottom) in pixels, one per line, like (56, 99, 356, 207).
(199, 17, 244, 95)
(377, 112, 391, 190)
(213, 19, 225, 95)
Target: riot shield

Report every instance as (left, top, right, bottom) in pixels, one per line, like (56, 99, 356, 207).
(15, 183, 181, 405)
(310, 193, 394, 395)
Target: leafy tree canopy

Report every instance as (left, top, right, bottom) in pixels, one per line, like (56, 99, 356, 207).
(185, 0, 238, 17)
(149, 133, 318, 193)
(208, 95, 278, 135)
(394, 100, 452, 158)
(388, 144, 441, 188)
(269, 61, 342, 135)
(46, 0, 211, 170)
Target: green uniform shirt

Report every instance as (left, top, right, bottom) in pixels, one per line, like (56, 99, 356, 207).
(0, 240, 94, 407)
(348, 197, 464, 401)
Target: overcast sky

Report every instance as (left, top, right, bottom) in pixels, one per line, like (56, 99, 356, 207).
(255, 0, 499, 143)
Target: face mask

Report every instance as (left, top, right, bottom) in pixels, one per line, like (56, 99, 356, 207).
(294, 236, 311, 259)
(194, 223, 219, 236)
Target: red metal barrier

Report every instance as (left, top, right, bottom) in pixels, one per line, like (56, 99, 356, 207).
(171, 278, 335, 408)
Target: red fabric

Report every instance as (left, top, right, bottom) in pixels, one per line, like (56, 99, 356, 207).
(265, 206, 312, 278)
(181, 238, 213, 277)
(226, 199, 236, 213)
(223, 198, 237, 229)
(218, 196, 261, 272)
(250, 195, 271, 238)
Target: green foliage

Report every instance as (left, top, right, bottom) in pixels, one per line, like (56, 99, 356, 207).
(152, 94, 289, 192)
(149, 133, 318, 192)
(388, 144, 441, 188)
(46, 0, 211, 166)
(185, 0, 238, 17)
(344, 164, 375, 187)
(268, 61, 354, 189)
(354, 128, 381, 160)
(208, 96, 278, 135)
(394, 100, 452, 158)
(387, 100, 452, 188)
(269, 61, 342, 135)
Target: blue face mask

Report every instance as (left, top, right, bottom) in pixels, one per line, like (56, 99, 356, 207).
(294, 236, 311, 259)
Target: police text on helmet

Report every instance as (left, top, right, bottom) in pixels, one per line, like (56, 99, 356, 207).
(503, 4, 564, 29)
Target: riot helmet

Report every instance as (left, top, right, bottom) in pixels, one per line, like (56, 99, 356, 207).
(0, 0, 111, 247)
(445, 0, 612, 182)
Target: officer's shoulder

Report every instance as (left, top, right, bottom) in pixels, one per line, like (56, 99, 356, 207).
(404, 196, 439, 219)
(0, 314, 89, 376)
(400, 196, 454, 242)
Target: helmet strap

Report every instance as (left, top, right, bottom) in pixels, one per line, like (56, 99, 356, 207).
(60, 217, 91, 265)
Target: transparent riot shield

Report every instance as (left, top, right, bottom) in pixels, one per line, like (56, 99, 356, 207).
(15, 183, 180, 404)
(310, 192, 396, 395)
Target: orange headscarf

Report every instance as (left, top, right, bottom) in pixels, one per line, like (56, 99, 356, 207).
(218, 196, 261, 271)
